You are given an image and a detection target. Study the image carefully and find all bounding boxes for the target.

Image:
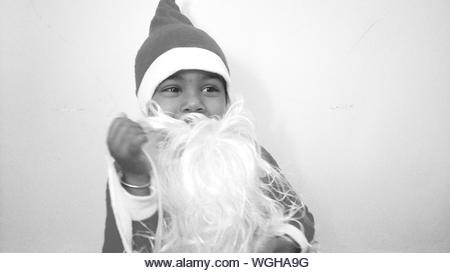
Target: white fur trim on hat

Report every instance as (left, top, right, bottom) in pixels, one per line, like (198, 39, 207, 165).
(137, 47, 231, 115)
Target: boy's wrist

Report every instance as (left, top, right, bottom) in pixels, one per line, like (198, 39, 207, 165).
(122, 171, 150, 186)
(114, 162, 151, 196)
(121, 172, 151, 196)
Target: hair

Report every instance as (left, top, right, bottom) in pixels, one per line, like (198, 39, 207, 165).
(137, 100, 305, 252)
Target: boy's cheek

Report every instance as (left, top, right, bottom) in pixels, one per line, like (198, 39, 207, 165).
(206, 101, 227, 117)
(151, 99, 179, 117)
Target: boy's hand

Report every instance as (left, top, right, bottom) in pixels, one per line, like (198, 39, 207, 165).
(107, 115, 151, 185)
(256, 236, 300, 253)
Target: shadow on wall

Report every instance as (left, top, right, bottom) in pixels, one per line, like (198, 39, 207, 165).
(230, 56, 333, 251)
(231, 60, 314, 203)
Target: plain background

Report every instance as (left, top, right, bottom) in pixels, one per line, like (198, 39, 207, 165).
(0, 0, 449, 252)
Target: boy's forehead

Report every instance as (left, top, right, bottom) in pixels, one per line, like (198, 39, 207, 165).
(164, 69, 224, 82)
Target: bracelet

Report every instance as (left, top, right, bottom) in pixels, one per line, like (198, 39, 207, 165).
(120, 180, 151, 189)
(115, 162, 151, 189)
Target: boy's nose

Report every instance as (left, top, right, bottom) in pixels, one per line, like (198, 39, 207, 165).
(181, 93, 205, 114)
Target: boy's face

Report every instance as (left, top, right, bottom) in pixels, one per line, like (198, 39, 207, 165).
(152, 70, 228, 119)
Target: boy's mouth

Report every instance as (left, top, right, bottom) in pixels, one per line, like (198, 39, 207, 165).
(180, 112, 208, 124)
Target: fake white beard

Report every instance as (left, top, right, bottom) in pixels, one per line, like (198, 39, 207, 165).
(138, 101, 303, 252)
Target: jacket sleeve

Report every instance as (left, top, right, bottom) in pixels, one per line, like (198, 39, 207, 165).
(102, 183, 160, 253)
(260, 146, 316, 243)
(102, 155, 159, 252)
(102, 184, 124, 253)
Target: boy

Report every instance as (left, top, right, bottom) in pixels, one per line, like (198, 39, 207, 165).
(103, 0, 315, 252)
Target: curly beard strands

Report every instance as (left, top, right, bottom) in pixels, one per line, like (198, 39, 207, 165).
(139, 101, 300, 252)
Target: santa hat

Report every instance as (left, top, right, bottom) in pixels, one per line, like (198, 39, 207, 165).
(135, 0, 231, 114)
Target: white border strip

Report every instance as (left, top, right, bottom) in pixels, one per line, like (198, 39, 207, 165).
(1, 254, 449, 272)
(137, 47, 231, 115)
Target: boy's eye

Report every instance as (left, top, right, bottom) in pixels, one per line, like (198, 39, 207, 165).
(202, 86, 220, 95)
(159, 86, 180, 96)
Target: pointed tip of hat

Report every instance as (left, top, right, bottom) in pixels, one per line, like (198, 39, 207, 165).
(150, 0, 193, 34)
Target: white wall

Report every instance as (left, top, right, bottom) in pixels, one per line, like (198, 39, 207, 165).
(0, 0, 449, 252)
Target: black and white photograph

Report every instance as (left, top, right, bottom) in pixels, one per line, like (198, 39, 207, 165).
(0, 0, 449, 261)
